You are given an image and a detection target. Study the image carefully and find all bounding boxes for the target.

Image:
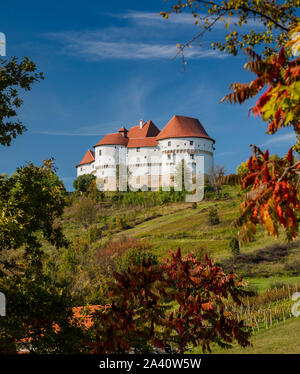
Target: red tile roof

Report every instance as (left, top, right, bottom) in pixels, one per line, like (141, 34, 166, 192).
(94, 133, 129, 147)
(91, 116, 213, 150)
(76, 149, 95, 167)
(156, 115, 215, 142)
(127, 137, 158, 148)
(127, 120, 160, 139)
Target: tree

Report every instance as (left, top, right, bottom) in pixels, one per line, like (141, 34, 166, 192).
(208, 206, 220, 225)
(160, 1, 299, 61)
(0, 57, 44, 146)
(221, 32, 299, 243)
(88, 249, 251, 354)
(73, 174, 96, 193)
(229, 237, 240, 259)
(210, 164, 226, 196)
(0, 160, 85, 353)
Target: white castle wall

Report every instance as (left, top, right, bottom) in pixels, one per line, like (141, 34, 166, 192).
(77, 136, 214, 191)
(159, 137, 214, 179)
(77, 162, 95, 177)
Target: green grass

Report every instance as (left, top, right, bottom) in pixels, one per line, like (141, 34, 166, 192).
(195, 318, 300, 354)
(245, 276, 300, 293)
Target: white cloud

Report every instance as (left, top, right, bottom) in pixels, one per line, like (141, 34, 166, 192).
(45, 31, 226, 60)
(259, 132, 297, 147)
(116, 10, 263, 28)
(215, 151, 235, 156)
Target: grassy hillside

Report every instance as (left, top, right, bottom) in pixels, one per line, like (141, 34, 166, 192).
(42, 185, 300, 353)
(200, 318, 300, 354)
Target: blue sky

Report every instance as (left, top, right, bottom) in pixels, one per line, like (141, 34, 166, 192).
(0, 0, 297, 190)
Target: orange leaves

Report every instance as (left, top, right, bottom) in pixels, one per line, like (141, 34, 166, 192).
(222, 47, 300, 138)
(236, 146, 299, 244)
(201, 302, 214, 311)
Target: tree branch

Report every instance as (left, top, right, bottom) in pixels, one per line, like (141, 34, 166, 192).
(194, 0, 290, 32)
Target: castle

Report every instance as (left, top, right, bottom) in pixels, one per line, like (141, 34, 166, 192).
(76, 115, 215, 191)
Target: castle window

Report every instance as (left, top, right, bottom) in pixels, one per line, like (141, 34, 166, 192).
(168, 141, 171, 146)
(99, 150, 101, 156)
(167, 154, 171, 160)
(80, 167, 82, 171)
(190, 154, 194, 160)
(190, 141, 194, 146)
(104, 178, 108, 184)
(136, 147, 140, 152)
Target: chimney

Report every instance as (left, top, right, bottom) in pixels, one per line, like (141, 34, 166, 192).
(139, 119, 144, 128)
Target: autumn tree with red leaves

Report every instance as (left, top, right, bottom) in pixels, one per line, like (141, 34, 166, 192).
(222, 25, 299, 244)
(88, 249, 251, 354)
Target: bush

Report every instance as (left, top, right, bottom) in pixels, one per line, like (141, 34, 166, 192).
(116, 247, 158, 272)
(229, 237, 240, 258)
(96, 237, 153, 276)
(73, 174, 96, 193)
(73, 197, 97, 227)
(208, 206, 220, 225)
(116, 215, 130, 230)
(87, 224, 102, 243)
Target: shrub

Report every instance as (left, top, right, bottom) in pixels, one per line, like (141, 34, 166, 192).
(96, 237, 153, 276)
(116, 247, 158, 273)
(73, 197, 97, 227)
(116, 215, 130, 230)
(73, 174, 96, 193)
(88, 249, 251, 354)
(208, 206, 220, 225)
(229, 237, 240, 258)
(87, 224, 102, 243)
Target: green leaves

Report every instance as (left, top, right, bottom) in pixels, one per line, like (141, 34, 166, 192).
(0, 56, 44, 146)
(161, 1, 298, 59)
(0, 159, 68, 257)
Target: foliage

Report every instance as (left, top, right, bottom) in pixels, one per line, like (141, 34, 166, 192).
(0, 160, 86, 353)
(96, 237, 153, 277)
(234, 146, 299, 243)
(160, 0, 298, 60)
(115, 247, 158, 273)
(0, 159, 68, 265)
(221, 24, 300, 245)
(115, 215, 130, 230)
(87, 224, 102, 243)
(88, 249, 251, 354)
(73, 197, 97, 227)
(73, 174, 96, 194)
(0, 56, 44, 146)
(229, 237, 240, 258)
(237, 161, 249, 175)
(209, 164, 226, 196)
(221, 47, 300, 138)
(208, 206, 220, 225)
(0, 267, 85, 353)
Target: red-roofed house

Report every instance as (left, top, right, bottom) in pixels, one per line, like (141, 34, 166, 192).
(76, 116, 215, 191)
(76, 149, 96, 176)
